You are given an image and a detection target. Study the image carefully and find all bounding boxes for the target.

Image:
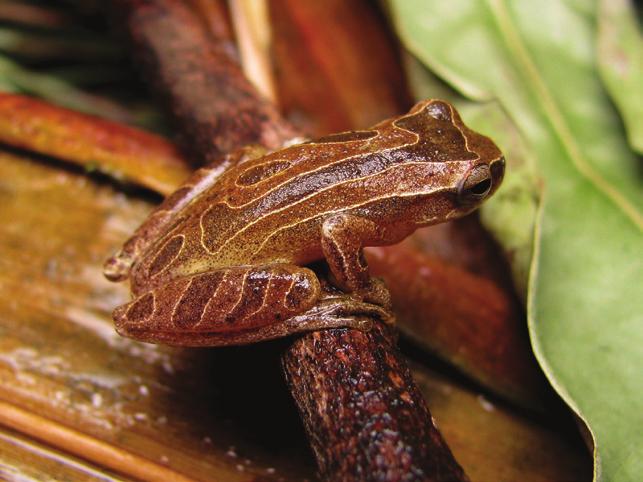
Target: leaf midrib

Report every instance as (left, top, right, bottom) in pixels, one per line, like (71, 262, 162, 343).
(487, 0, 643, 230)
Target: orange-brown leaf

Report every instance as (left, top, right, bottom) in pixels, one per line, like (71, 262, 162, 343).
(367, 241, 551, 409)
(0, 93, 190, 195)
(269, 0, 411, 135)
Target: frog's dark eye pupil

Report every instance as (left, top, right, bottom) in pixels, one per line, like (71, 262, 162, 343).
(470, 178, 492, 195)
(458, 165, 492, 203)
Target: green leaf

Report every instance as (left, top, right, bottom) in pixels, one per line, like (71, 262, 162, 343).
(458, 100, 539, 299)
(597, 0, 643, 153)
(404, 54, 539, 298)
(0, 55, 131, 123)
(0, 54, 170, 132)
(389, 1, 643, 481)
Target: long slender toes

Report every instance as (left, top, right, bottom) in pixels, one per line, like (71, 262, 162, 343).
(282, 297, 396, 336)
(325, 299, 396, 326)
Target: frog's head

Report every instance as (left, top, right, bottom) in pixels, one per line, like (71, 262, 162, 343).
(391, 99, 505, 226)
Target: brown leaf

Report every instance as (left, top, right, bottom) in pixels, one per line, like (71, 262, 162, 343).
(367, 241, 551, 409)
(269, 0, 411, 134)
(0, 93, 190, 195)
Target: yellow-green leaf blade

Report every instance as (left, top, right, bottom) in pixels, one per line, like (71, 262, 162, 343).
(390, 1, 643, 481)
(597, 0, 643, 153)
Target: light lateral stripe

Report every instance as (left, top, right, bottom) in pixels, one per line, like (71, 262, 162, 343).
(244, 268, 273, 317)
(328, 234, 348, 278)
(233, 158, 292, 188)
(226, 269, 249, 318)
(208, 160, 461, 256)
(169, 276, 192, 325)
(162, 164, 221, 214)
(234, 267, 272, 320)
(249, 187, 454, 258)
(226, 103, 475, 212)
(211, 159, 459, 253)
(224, 127, 416, 210)
(447, 102, 478, 159)
(283, 275, 297, 308)
(127, 291, 156, 322)
(149, 234, 185, 279)
(283, 269, 313, 310)
(214, 118, 463, 213)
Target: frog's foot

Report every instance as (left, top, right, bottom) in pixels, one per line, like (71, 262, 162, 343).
(285, 295, 396, 334)
(317, 270, 392, 311)
(103, 250, 133, 282)
(352, 277, 392, 309)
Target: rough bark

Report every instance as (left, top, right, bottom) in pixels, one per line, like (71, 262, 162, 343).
(283, 324, 468, 481)
(111, 0, 298, 165)
(110, 1, 469, 480)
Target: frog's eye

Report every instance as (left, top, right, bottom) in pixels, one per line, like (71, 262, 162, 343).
(457, 165, 492, 203)
(426, 101, 452, 121)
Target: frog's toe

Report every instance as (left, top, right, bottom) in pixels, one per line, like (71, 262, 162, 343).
(354, 277, 392, 310)
(103, 251, 132, 282)
(289, 296, 396, 333)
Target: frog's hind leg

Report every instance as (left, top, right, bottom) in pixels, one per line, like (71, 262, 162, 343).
(113, 263, 392, 346)
(114, 264, 317, 346)
(103, 145, 267, 282)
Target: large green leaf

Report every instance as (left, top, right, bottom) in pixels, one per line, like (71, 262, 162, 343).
(389, 1, 643, 481)
(597, 0, 643, 153)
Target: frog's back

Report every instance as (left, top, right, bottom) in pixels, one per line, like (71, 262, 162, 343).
(199, 124, 438, 258)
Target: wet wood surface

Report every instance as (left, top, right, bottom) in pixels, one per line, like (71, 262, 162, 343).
(0, 93, 190, 195)
(0, 426, 124, 482)
(0, 149, 591, 480)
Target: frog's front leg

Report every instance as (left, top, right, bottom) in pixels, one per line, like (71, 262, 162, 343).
(112, 263, 381, 346)
(104, 145, 267, 282)
(321, 213, 391, 308)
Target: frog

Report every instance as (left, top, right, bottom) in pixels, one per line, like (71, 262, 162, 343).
(103, 99, 505, 346)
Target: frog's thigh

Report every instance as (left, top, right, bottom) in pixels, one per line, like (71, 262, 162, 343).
(113, 263, 327, 346)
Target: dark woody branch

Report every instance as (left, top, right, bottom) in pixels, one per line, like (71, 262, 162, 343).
(111, 0, 297, 165)
(110, 1, 468, 480)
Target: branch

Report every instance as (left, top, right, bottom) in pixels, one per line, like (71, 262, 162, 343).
(283, 324, 468, 481)
(111, 0, 297, 164)
(110, 1, 469, 480)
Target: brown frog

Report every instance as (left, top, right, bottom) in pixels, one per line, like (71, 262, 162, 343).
(104, 99, 504, 346)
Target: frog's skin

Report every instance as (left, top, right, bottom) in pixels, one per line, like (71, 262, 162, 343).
(104, 99, 504, 346)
